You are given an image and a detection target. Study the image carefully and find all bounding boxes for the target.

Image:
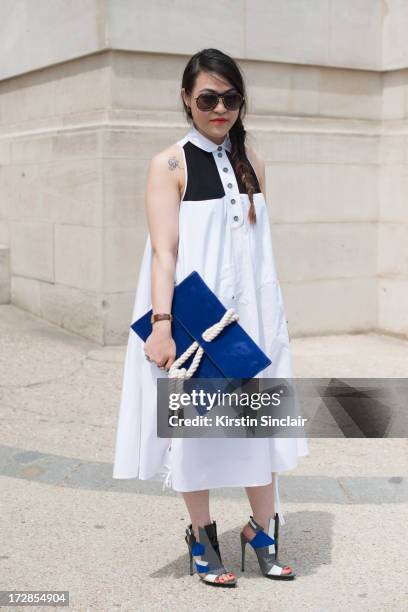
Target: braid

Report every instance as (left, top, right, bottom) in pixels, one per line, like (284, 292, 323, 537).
(229, 117, 257, 225)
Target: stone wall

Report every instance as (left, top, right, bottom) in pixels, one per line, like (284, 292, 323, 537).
(0, 1, 407, 344)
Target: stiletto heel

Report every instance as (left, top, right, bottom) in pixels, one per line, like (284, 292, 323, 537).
(185, 520, 237, 587)
(240, 531, 246, 571)
(240, 513, 296, 580)
(185, 535, 194, 575)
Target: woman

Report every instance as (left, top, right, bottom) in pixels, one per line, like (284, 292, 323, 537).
(113, 48, 309, 587)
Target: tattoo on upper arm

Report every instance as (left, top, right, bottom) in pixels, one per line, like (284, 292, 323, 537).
(168, 156, 184, 171)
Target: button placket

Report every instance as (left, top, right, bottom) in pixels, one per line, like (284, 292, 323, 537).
(212, 149, 244, 228)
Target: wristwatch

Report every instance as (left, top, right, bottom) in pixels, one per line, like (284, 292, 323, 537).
(150, 313, 173, 325)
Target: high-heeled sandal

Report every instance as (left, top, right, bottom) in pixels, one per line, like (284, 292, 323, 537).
(185, 520, 237, 587)
(240, 513, 296, 580)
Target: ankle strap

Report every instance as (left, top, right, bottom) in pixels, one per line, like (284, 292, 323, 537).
(248, 516, 264, 533)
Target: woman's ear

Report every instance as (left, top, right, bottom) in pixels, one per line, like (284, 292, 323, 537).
(180, 88, 189, 107)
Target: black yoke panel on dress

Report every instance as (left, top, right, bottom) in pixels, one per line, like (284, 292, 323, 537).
(182, 141, 261, 201)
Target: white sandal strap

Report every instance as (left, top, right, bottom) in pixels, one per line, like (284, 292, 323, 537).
(267, 564, 284, 576)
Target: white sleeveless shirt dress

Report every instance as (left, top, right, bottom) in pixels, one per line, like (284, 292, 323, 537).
(112, 124, 309, 525)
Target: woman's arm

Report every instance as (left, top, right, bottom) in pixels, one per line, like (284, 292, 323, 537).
(143, 145, 184, 370)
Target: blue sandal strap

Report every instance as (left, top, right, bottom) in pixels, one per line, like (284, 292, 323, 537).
(249, 529, 276, 548)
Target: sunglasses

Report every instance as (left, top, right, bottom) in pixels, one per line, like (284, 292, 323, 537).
(193, 91, 244, 112)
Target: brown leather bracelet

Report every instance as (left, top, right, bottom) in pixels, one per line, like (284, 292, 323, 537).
(150, 313, 173, 325)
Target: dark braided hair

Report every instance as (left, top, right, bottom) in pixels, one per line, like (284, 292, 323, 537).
(181, 48, 258, 225)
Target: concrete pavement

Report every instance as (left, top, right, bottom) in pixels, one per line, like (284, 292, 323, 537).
(0, 303, 407, 612)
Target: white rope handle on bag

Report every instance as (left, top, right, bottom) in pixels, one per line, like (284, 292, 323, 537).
(168, 307, 239, 380)
(167, 308, 239, 396)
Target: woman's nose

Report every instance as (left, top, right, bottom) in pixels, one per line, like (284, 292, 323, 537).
(214, 98, 227, 112)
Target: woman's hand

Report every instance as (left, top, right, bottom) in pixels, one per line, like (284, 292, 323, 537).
(144, 323, 177, 371)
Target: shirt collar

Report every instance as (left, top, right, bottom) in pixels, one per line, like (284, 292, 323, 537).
(187, 123, 231, 153)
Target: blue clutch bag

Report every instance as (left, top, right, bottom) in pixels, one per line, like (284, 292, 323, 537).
(131, 270, 272, 379)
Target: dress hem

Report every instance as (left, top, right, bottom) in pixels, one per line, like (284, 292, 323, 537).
(111, 448, 309, 482)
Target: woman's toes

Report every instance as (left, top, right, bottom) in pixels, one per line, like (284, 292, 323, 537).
(216, 573, 234, 583)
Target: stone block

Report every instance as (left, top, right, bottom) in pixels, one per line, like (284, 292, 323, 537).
(11, 136, 54, 165)
(0, 220, 9, 245)
(246, 0, 329, 66)
(378, 223, 408, 278)
(283, 276, 377, 336)
(0, 244, 10, 303)
(52, 131, 100, 161)
(108, 0, 244, 57)
(0, 0, 102, 81)
(41, 159, 102, 226)
(7, 164, 43, 220)
(10, 220, 53, 281)
(54, 224, 102, 291)
(0, 141, 11, 165)
(10, 275, 41, 315)
(101, 127, 182, 160)
(103, 226, 146, 293)
(272, 222, 377, 282)
(40, 281, 104, 344)
(318, 68, 381, 119)
(266, 162, 378, 223)
(244, 62, 292, 115)
(103, 158, 148, 227)
(379, 164, 408, 222)
(378, 278, 408, 336)
(329, 0, 382, 70)
(382, 0, 408, 70)
(102, 291, 135, 345)
(0, 70, 54, 126)
(378, 135, 406, 164)
(382, 70, 406, 119)
(111, 52, 186, 112)
(255, 130, 379, 165)
(54, 55, 110, 115)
